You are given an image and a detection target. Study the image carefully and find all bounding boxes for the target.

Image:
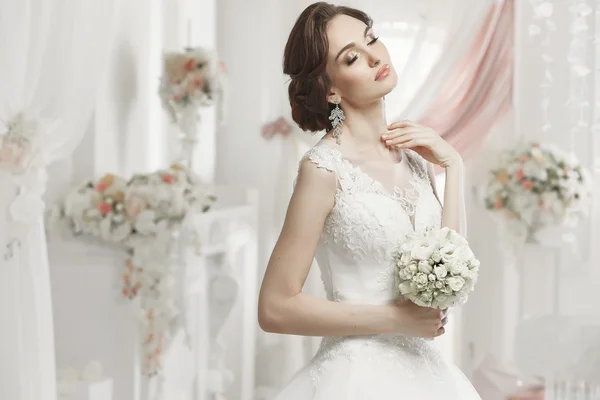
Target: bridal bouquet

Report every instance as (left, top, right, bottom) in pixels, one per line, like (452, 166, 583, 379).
(393, 227, 480, 309)
(484, 142, 592, 242)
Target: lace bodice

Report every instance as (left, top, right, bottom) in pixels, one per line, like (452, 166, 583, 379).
(298, 141, 442, 306)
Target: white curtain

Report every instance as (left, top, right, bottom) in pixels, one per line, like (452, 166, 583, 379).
(258, 0, 493, 392)
(0, 2, 117, 399)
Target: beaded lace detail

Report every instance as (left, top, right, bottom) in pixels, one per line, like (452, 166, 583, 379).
(297, 142, 443, 390)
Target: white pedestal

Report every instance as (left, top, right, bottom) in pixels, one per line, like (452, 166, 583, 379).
(58, 379, 113, 400)
(48, 185, 258, 400)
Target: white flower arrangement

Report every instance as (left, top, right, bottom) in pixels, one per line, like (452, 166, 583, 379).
(158, 46, 226, 127)
(484, 142, 592, 242)
(49, 164, 216, 376)
(393, 227, 480, 309)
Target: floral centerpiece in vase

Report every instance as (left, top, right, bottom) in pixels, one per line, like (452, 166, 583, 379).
(49, 164, 216, 376)
(483, 141, 592, 245)
(159, 47, 225, 166)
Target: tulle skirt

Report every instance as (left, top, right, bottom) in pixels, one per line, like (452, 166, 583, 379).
(273, 334, 481, 400)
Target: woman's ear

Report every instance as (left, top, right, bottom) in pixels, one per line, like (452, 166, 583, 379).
(327, 93, 341, 104)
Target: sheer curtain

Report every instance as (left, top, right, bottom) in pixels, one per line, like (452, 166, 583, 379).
(0, 2, 117, 399)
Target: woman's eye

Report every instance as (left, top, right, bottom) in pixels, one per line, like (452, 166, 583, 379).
(368, 36, 379, 45)
(347, 55, 358, 65)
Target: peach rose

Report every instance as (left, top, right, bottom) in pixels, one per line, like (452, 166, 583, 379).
(95, 174, 115, 193)
(522, 180, 534, 190)
(496, 171, 508, 184)
(125, 195, 148, 218)
(494, 200, 504, 210)
(518, 155, 529, 163)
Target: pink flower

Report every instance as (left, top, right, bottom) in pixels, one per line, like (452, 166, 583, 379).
(95, 174, 115, 193)
(219, 61, 226, 73)
(515, 169, 524, 180)
(494, 200, 503, 210)
(0, 139, 27, 172)
(522, 180, 534, 190)
(125, 195, 148, 218)
(97, 201, 112, 216)
(183, 58, 196, 71)
(193, 78, 205, 88)
(161, 173, 176, 184)
(518, 155, 529, 163)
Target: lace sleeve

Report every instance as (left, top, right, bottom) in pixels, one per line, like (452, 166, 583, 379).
(294, 145, 341, 190)
(298, 145, 339, 173)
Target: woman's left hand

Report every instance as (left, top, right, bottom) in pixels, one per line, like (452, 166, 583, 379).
(382, 120, 461, 168)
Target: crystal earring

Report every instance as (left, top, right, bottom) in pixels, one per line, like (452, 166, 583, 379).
(329, 98, 345, 145)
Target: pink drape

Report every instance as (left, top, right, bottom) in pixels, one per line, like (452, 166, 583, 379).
(418, 0, 514, 162)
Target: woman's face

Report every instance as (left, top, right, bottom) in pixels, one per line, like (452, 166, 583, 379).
(325, 14, 397, 107)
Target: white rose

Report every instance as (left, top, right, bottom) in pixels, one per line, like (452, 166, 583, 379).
(448, 231, 468, 247)
(398, 268, 413, 281)
(430, 250, 442, 263)
(418, 261, 433, 274)
(434, 265, 448, 279)
(428, 274, 436, 282)
(112, 222, 133, 242)
(400, 252, 411, 265)
(435, 281, 444, 289)
(441, 285, 453, 295)
(420, 292, 433, 302)
(399, 281, 417, 295)
(412, 244, 435, 261)
(135, 210, 158, 234)
(469, 258, 481, 269)
(460, 269, 476, 281)
(407, 263, 418, 274)
(446, 276, 466, 292)
(440, 243, 457, 262)
(434, 293, 449, 304)
(449, 260, 467, 276)
(413, 273, 428, 286)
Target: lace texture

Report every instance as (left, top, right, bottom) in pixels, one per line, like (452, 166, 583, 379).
(273, 143, 477, 399)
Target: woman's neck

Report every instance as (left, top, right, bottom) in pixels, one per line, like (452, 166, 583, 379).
(335, 98, 391, 157)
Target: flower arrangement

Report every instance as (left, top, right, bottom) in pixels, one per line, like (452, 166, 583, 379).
(394, 227, 480, 309)
(484, 142, 592, 242)
(0, 113, 37, 174)
(261, 117, 292, 140)
(158, 46, 226, 127)
(49, 164, 216, 376)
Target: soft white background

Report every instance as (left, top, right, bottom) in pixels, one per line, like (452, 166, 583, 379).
(34, 0, 600, 397)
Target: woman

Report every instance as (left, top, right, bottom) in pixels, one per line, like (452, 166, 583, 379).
(258, 2, 480, 399)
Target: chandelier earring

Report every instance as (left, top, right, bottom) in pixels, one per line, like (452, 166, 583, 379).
(329, 97, 345, 145)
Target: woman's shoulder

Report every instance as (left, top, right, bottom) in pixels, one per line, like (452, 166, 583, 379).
(298, 141, 342, 173)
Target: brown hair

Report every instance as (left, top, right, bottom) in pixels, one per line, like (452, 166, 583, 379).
(283, 2, 372, 132)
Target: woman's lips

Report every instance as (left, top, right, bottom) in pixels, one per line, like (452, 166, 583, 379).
(375, 64, 390, 81)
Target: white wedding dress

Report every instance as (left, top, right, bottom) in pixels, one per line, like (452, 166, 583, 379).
(273, 140, 481, 399)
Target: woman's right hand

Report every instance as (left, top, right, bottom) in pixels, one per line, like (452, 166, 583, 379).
(389, 297, 448, 338)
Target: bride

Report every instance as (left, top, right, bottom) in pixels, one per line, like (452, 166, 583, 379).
(258, 2, 481, 399)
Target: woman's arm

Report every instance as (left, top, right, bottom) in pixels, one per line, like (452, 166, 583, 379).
(383, 120, 467, 236)
(258, 159, 446, 338)
(440, 159, 467, 236)
(427, 161, 467, 236)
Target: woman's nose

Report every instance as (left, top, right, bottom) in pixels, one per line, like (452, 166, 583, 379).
(368, 52, 381, 68)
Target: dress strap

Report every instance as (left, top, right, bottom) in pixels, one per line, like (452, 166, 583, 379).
(298, 144, 342, 173)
